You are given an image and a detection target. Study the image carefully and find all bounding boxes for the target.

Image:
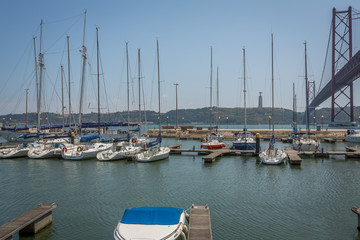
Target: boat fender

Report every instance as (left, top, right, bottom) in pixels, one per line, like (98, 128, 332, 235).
(180, 231, 187, 240)
(185, 212, 190, 223)
(62, 147, 67, 153)
(182, 224, 189, 235)
(77, 146, 83, 152)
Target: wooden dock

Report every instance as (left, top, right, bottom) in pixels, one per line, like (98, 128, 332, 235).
(0, 203, 57, 240)
(284, 147, 302, 165)
(188, 205, 212, 240)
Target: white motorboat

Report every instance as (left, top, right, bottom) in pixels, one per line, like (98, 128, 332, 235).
(345, 129, 360, 143)
(0, 144, 30, 158)
(114, 207, 186, 240)
(135, 146, 170, 162)
(61, 142, 112, 160)
(97, 143, 141, 161)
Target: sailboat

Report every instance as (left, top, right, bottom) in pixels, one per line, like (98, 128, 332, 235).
(114, 207, 187, 240)
(135, 40, 170, 162)
(259, 34, 287, 164)
(200, 47, 226, 150)
(62, 26, 111, 160)
(292, 41, 318, 151)
(0, 144, 30, 158)
(97, 43, 141, 161)
(233, 47, 256, 150)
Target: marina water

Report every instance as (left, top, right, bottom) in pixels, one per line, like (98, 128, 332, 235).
(0, 137, 360, 239)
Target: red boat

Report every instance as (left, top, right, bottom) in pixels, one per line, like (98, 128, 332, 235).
(200, 139, 226, 150)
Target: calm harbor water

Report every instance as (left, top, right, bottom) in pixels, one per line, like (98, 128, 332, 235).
(0, 138, 360, 240)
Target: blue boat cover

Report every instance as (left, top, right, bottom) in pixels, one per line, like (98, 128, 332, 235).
(120, 207, 183, 225)
(113, 134, 130, 143)
(147, 133, 161, 148)
(80, 134, 100, 142)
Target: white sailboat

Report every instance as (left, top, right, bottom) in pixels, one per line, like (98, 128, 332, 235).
(135, 40, 170, 162)
(0, 144, 30, 159)
(292, 41, 318, 151)
(62, 24, 112, 160)
(114, 207, 187, 240)
(97, 43, 142, 161)
(233, 47, 256, 150)
(259, 34, 287, 164)
(201, 47, 226, 150)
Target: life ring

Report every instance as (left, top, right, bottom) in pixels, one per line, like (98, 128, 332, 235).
(62, 147, 68, 153)
(77, 146, 83, 152)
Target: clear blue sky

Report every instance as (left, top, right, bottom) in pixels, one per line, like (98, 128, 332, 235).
(0, 0, 359, 116)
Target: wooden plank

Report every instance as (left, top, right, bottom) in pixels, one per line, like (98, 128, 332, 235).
(0, 204, 57, 240)
(188, 205, 212, 240)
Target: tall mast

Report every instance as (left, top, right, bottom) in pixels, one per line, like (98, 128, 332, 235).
(210, 46, 213, 127)
(25, 88, 29, 128)
(293, 83, 297, 128)
(304, 41, 310, 137)
(216, 66, 219, 129)
(96, 27, 100, 137)
(67, 36, 71, 129)
(271, 34, 274, 136)
(126, 42, 130, 133)
(174, 83, 179, 129)
(61, 65, 65, 130)
(79, 9, 87, 135)
(33, 37, 39, 132)
(38, 19, 44, 134)
(157, 40, 161, 133)
(243, 47, 247, 131)
(138, 48, 142, 136)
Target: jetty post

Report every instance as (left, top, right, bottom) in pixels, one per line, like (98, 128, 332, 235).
(255, 133, 260, 155)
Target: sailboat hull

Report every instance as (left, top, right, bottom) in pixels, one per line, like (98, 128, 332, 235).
(233, 142, 256, 150)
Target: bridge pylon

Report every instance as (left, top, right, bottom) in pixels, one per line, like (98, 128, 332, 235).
(331, 6, 354, 123)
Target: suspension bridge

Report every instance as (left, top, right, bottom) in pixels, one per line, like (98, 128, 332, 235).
(309, 6, 360, 126)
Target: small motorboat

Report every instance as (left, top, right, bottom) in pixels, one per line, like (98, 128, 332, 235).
(345, 129, 360, 143)
(114, 207, 187, 240)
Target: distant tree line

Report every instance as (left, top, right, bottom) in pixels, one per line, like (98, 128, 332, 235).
(1, 106, 360, 126)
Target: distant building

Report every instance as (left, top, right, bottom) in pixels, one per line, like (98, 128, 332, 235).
(258, 92, 263, 108)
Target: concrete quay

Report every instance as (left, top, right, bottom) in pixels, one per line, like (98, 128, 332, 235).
(146, 127, 347, 141)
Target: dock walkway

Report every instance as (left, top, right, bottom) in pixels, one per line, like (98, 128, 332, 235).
(284, 147, 302, 165)
(188, 205, 212, 240)
(0, 203, 57, 240)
